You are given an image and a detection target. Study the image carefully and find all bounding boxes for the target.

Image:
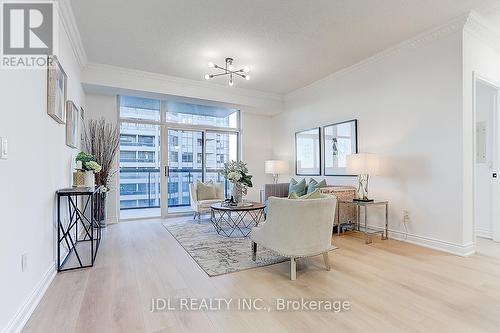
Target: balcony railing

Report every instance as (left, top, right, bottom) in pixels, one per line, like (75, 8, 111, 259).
(119, 168, 229, 211)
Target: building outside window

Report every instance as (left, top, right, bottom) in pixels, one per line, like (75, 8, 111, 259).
(119, 96, 239, 218)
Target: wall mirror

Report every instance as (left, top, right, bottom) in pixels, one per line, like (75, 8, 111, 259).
(323, 119, 358, 176)
(295, 127, 321, 175)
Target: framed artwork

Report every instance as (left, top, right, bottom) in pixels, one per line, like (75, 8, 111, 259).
(47, 55, 67, 124)
(66, 101, 79, 148)
(323, 119, 358, 176)
(295, 127, 321, 176)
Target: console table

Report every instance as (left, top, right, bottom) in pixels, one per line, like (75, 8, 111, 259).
(337, 199, 389, 244)
(56, 187, 102, 271)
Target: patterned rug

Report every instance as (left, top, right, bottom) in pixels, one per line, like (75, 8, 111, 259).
(162, 219, 288, 276)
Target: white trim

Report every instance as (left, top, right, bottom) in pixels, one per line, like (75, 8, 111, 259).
(476, 227, 493, 239)
(82, 62, 283, 107)
(366, 225, 476, 257)
(2, 263, 56, 333)
(463, 11, 500, 54)
(56, 0, 88, 68)
(286, 12, 470, 101)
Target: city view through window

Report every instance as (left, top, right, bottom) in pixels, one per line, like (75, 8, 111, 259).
(119, 96, 239, 219)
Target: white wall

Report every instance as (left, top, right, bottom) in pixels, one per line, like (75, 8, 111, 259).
(463, 23, 500, 243)
(272, 30, 467, 254)
(240, 112, 273, 201)
(0, 11, 84, 333)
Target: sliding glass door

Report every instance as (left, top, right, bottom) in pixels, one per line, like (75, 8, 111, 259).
(118, 96, 240, 219)
(166, 129, 204, 213)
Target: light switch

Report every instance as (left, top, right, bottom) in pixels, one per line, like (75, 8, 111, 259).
(1, 137, 8, 159)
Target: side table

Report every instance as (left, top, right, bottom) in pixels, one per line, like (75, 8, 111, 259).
(57, 187, 102, 271)
(337, 199, 388, 244)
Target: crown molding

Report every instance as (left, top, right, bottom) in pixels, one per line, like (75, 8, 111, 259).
(56, 0, 88, 68)
(82, 62, 284, 106)
(464, 11, 500, 53)
(286, 13, 470, 101)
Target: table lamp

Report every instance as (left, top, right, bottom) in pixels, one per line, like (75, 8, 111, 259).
(265, 160, 289, 184)
(346, 153, 379, 202)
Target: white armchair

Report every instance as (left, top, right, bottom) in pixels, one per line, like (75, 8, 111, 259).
(189, 182, 225, 220)
(250, 195, 337, 280)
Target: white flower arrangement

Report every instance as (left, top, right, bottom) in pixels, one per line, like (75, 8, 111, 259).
(227, 171, 242, 182)
(86, 161, 102, 173)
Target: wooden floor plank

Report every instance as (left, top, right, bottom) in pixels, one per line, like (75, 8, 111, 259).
(23, 218, 500, 333)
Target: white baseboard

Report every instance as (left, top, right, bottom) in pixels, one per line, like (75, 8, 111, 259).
(476, 227, 493, 239)
(367, 224, 475, 257)
(2, 263, 56, 333)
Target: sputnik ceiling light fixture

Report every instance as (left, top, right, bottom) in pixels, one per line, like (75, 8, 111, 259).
(204, 57, 250, 86)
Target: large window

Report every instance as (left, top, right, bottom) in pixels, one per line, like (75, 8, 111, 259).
(166, 101, 238, 128)
(119, 96, 240, 218)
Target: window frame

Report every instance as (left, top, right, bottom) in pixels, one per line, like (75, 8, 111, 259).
(117, 95, 241, 219)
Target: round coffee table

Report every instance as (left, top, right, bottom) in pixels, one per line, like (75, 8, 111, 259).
(210, 202, 266, 237)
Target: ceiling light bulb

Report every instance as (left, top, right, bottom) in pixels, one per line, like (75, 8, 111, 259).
(245, 75, 250, 80)
(208, 62, 215, 68)
(204, 74, 211, 80)
(243, 66, 250, 73)
(228, 79, 234, 86)
(228, 64, 234, 71)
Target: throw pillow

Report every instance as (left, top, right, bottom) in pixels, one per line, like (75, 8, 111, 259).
(307, 179, 327, 194)
(289, 178, 307, 196)
(300, 189, 324, 200)
(288, 192, 299, 199)
(196, 181, 217, 200)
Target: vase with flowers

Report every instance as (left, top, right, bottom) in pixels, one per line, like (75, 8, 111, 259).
(222, 160, 253, 204)
(74, 152, 102, 187)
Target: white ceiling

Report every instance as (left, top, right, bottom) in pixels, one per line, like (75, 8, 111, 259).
(70, 0, 500, 95)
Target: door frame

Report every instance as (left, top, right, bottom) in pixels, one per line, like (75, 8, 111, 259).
(117, 96, 241, 220)
(472, 72, 500, 244)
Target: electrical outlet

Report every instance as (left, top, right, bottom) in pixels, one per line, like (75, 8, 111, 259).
(403, 210, 410, 224)
(21, 254, 28, 272)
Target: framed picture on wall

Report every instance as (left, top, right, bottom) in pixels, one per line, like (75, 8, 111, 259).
(66, 101, 79, 148)
(295, 127, 321, 175)
(323, 119, 358, 176)
(47, 55, 67, 124)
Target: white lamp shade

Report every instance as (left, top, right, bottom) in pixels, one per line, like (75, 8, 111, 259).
(265, 160, 289, 174)
(346, 153, 380, 175)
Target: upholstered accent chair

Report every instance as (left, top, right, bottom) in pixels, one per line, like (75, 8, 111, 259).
(251, 195, 337, 280)
(189, 182, 225, 220)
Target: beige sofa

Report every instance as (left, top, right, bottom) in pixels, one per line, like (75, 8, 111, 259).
(262, 182, 357, 228)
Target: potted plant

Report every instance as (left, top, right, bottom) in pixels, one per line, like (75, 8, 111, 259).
(75, 151, 101, 187)
(222, 160, 253, 204)
(83, 118, 120, 227)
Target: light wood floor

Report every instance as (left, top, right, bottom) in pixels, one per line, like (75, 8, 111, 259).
(24, 218, 500, 333)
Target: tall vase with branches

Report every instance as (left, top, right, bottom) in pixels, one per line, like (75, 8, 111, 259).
(83, 118, 120, 226)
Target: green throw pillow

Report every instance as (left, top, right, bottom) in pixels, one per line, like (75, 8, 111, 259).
(288, 192, 299, 199)
(196, 181, 217, 200)
(307, 179, 327, 194)
(300, 189, 324, 200)
(289, 178, 307, 196)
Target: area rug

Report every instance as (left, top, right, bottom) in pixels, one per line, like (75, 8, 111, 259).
(162, 219, 288, 276)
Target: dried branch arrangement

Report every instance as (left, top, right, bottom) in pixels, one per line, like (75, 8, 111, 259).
(83, 118, 120, 189)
